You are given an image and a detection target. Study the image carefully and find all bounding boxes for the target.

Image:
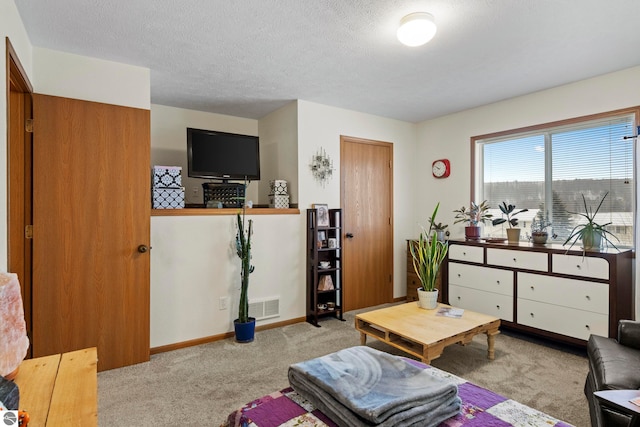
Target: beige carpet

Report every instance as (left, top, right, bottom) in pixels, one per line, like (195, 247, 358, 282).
(98, 306, 590, 426)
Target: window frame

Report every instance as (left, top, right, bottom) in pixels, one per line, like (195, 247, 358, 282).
(470, 106, 640, 247)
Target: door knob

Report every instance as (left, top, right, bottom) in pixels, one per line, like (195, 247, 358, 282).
(346, 233, 354, 239)
(138, 245, 150, 253)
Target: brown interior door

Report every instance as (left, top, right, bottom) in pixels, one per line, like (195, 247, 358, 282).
(340, 136, 394, 311)
(32, 94, 150, 371)
(7, 40, 33, 357)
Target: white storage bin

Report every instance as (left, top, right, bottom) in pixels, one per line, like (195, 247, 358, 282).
(153, 187, 185, 209)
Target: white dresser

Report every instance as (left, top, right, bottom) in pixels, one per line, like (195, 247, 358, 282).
(444, 240, 633, 344)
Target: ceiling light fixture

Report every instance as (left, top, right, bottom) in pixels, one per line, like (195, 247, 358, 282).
(397, 12, 437, 47)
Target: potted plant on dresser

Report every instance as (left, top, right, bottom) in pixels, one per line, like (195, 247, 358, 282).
(428, 215, 448, 243)
(530, 215, 552, 244)
(492, 202, 528, 243)
(453, 200, 492, 240)
(563, 192, 619, 251)
(410, 203, 449, 309)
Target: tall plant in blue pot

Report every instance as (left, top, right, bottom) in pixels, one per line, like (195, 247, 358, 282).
(234, 207, 256, 343)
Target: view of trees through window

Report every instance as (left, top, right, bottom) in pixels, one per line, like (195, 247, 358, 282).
(477, 112, 636, 248)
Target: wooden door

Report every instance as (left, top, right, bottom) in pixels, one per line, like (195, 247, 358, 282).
(6, 39, 33, 354)
(340, 136, 393, 311)
(32, 94, 150, 371)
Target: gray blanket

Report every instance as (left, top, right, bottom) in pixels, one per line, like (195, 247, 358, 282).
(288, 346, 461, 427)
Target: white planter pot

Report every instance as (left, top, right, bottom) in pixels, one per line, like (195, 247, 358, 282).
(582, 232, 602, 250)
(417, 288, 439, 310)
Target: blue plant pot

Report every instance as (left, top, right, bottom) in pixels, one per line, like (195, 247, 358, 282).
(234, 317, 256, 343)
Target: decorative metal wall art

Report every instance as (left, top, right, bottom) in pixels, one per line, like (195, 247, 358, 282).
(310, 147, 334, 187)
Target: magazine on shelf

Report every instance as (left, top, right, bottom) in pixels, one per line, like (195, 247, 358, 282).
(436, 307, 464, 318)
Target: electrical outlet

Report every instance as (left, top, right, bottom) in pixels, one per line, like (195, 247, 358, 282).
(219, 296, 229, 310)
(192, 186, 199, 195)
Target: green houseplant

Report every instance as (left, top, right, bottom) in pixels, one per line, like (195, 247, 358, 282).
(410, 203, 449, 309)
(453, 200, 492, 240)
(492, 202, 528, 243)
(530, 215, 552, 245)
(563, 192, 619, 252)
(428, 214, 448, 243)
(234, 199, 256, 342)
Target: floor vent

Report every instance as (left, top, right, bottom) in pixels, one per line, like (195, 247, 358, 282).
(248, 297, 280, 320)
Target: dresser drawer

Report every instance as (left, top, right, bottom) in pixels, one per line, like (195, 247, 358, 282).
(449, 285, 513, 321)
(552, 254, 609, 280)
(487, 248, 547, 272)
(518, 273, 608, 314)
(449, 244, 484, 263)
(406, 272, 421, 302)
(449, 263, 513, 296)
(517, 299, 608, 340)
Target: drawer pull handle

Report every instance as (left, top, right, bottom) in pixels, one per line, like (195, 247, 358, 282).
(530, 313, 534, 317)
(586, 295, 591, 300)
(496, 305, 500, 309)
(530, 286, 534, 290)
(586, 325, 590, 330)
(496, 280, 500, 284)
(457, 273, 461, 277)
(576, 265, 581, 269)
(457, 296, 461, 300)
(463, 252, 466, 255)
(513, 258, 517, 262)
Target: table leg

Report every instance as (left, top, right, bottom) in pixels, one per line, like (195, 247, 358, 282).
(360, 332, 367, 345)
(486, 330, 500, 360)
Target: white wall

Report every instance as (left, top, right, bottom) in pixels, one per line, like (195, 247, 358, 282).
(150, 213, 302, 347)
(150, 104, 259, 205)
(0, 0, 33, 270)
(416, 65, 640, 317)
(257, 101, 298, 205)
(33, 47, 150, 110)
(297, 100, 418, 299)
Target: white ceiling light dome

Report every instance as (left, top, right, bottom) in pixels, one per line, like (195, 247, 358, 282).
(397, 12, 437, 47)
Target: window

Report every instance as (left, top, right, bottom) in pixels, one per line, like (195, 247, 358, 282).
(473, 108, 638, 248)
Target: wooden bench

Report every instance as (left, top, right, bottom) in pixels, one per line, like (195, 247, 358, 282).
(13, 347, 97, 426)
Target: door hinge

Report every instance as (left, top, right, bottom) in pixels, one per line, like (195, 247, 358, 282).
(25, 119, 33, 133)
(25, 225, 33, 239)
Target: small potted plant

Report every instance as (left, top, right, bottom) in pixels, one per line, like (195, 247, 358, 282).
(530, 215, 552, 245)
(428, 215, 448, 243)
(492, 202, 528, 243)
(453, 200, 492, 240)
(563, 192, 619, 252)
(410, 203, 449, 309)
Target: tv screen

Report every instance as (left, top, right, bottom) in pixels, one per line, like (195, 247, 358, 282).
(187, 128, 260, 181)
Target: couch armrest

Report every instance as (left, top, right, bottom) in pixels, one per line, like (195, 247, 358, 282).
(618, 320, 640, 350)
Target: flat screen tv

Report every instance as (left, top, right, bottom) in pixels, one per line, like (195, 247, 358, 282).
(187, 128, 260, 181)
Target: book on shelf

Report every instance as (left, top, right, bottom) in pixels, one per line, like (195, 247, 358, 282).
(436, 307, 464, 318)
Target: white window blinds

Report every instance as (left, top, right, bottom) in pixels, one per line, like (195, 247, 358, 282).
(477, 113, 635, 247)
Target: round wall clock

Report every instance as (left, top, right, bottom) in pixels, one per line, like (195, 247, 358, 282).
(432, 159, 451, 178)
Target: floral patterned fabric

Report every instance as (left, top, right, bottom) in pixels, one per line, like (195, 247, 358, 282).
(221, 361, 573, 427)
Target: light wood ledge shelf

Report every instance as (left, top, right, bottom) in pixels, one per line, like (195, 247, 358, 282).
(152, 207, 300, 216)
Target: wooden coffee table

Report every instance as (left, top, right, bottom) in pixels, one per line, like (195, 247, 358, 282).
(355, 303, 501, 364)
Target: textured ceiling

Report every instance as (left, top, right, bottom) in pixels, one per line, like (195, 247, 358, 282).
(14, 0, 640, 123)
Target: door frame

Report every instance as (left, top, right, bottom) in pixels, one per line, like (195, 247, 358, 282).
(6, 37, 33, 352)
(340, 135, 395, 309)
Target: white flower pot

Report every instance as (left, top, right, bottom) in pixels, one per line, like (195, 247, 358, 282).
(417, 288, 439, 310)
